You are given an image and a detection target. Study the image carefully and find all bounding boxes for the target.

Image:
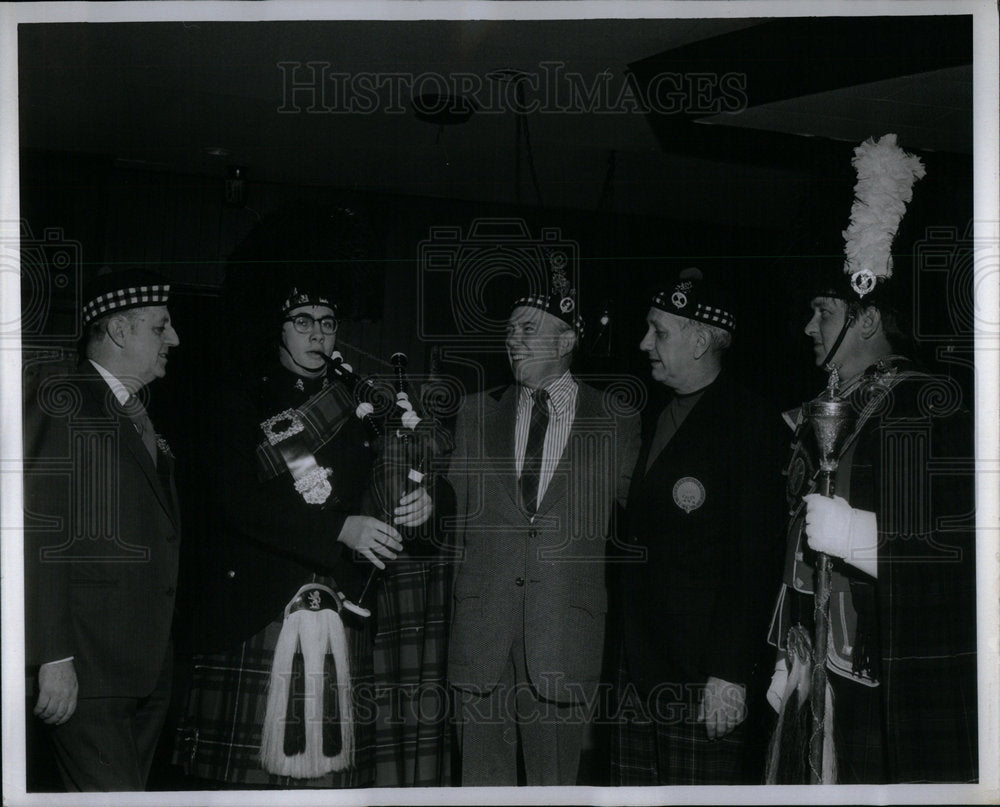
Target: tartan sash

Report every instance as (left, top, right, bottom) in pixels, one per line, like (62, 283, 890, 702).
(255, 381, 357, 482)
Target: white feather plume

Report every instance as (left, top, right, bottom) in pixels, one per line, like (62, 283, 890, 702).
(842, 134, 925, 286)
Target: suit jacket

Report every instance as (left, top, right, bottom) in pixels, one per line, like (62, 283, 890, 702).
(447, 379, 640, 703)
(23, 361, 181, 699)
(621, 371, 786, 697)
(183, 366, 374, 652)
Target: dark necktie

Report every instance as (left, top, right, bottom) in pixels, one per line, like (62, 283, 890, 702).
(519, 388, 549, 516)
(124, 394, 158, 465)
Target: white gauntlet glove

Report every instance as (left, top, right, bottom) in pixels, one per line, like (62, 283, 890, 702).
(766, 658, 787, 713)
(803, 493, 878, 578)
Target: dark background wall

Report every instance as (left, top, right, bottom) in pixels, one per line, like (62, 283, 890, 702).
(17, 105, 977, 799)
(20, 146, 976, 439)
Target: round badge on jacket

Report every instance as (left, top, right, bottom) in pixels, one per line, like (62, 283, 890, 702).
(673, 476, 706, 513)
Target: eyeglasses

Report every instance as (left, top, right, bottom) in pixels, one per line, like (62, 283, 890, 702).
(284, 314, 338, 335)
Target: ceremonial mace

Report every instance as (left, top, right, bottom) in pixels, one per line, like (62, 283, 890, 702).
(802, 373, 855, 784)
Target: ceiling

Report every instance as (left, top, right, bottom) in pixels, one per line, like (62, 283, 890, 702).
(16, 13, 974, 227)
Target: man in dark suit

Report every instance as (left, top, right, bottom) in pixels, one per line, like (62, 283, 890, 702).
(447, 275, 641, 786)
(24, 268, 182, 791)
(612, 268, 786, 785)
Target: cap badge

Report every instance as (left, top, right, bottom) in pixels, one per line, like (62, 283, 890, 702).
(559, 297, 575, 313)
(673, 476, 706, 513)
(850, 269, 877, 297)
(671, 291, 688, 309)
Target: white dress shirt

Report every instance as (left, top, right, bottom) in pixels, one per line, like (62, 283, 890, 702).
(514, 371, 578, 508)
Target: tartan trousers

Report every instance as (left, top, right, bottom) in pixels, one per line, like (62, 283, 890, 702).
(372, 557, 452, 787)
(610, 652, 751, 786)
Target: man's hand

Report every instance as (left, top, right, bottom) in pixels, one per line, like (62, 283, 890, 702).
(337, 516, 403, 569)
(393, 487, 433, 528)
(803, 493, 878, 577)
(697, 676, 746, 739)
(34, 659, 78, 725)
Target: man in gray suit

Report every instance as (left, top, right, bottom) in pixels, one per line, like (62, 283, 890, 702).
(447, 276, 640, 786)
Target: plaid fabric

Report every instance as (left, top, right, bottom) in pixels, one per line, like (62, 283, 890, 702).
(372, 557, 452, 787)
(650, 273, 736, 332)
(610, 653, 750, 786)
(82, 283, 169, 325)
(828, 672, 885, 784)
(765, 364, 979, 785)
(175, 610, 375, 788)
(838, 365, 977, 783)
(512, 288, 585, 336)
(255, 382, 355, 480)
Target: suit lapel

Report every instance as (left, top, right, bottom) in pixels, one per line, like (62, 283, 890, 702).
(79, 366, 179, 529)
(484, 385, 521, 510)
(634, 375, 726, 500)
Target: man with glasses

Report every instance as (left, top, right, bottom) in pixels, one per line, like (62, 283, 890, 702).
(176, 279, 432, 787)
(280, 308, 340, 371)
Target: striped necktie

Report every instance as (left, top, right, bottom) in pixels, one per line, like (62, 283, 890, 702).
(124, 394, 158, 465)
(519, 387, 549, 516)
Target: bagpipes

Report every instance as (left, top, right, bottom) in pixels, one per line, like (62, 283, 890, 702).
(253, 349, 452, 615)
(257, 350, 450, 778)
(323, 349, 453, 618)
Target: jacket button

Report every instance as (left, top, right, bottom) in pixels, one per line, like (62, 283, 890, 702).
(227, 569, 236, 579)
(515, 577, 524, 587)
(528, 529, 537, 538)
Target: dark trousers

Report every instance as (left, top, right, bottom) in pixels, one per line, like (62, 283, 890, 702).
(48, 654, 172, 791)
(455, 630, 585, 786)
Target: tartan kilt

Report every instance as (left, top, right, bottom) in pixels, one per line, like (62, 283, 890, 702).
(372, 556, 452, 787)
(174, 607, 375, 788)
(610, 652, 749, 786)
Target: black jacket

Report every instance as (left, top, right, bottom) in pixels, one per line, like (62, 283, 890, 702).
(183, 366, 374, 652)
(621, 371, 787, 696)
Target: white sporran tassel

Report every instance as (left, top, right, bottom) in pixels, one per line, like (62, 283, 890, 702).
(260, 584, 354, 777)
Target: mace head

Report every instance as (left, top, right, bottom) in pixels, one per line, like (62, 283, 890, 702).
(804, 395, 854, 472)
